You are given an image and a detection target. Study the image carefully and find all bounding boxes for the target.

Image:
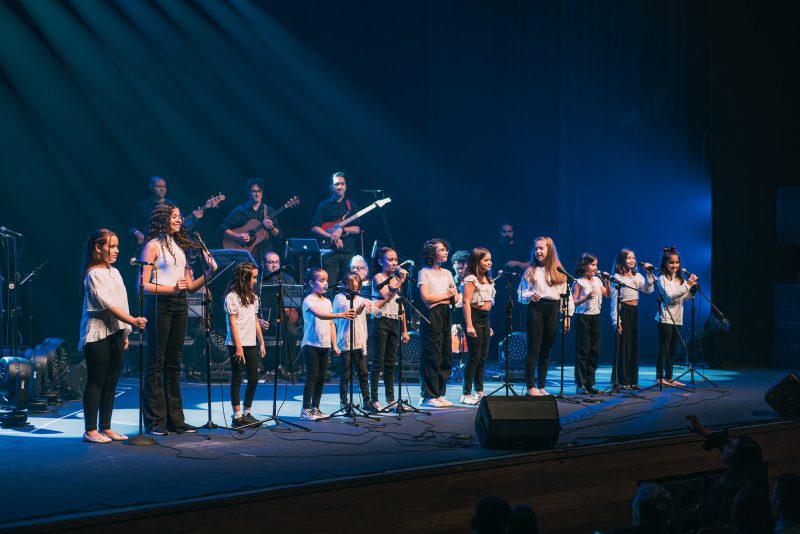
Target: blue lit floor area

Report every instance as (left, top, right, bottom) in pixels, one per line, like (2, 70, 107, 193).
(0, 365, 789, 529)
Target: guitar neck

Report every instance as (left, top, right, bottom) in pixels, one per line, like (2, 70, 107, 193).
(339, 199, 390, 227)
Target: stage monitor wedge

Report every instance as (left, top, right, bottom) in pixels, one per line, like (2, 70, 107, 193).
(475, 396, 560, 450)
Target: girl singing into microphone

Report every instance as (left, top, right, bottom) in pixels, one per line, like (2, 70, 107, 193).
(655, 246, 698, 387)
(139, 204, 217, 435)
(518, 237, 573, 396)
(418, 238, 458, 408)
(571, 253, 611, 395)
(368, 247, 410, 411)
(460, 247, 495, 405)
(610, 248, 654, 392)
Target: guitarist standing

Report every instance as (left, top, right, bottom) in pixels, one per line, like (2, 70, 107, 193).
(310, 172, 361, 283)
(129, 176, 203, 246)
(220, 178, 282, 260)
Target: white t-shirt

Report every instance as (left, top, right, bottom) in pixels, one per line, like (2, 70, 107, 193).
(224, 292, 260, 346)
(78, 267, 132, 350)
(333, 293, 374, 353)
(302, 294, 333, 348)
(418, 267, 455, 309)
(572, 277, 604, 315)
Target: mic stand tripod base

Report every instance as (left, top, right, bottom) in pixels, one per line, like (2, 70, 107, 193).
(201, 420, 242, 434)
(487, 383, 519, 397)
(125, 434, 158, 446)
(323, 403, 382, 425)
(381, 399, 430, 416)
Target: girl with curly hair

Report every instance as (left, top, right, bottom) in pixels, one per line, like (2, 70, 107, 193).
(139, 203, 216, 435)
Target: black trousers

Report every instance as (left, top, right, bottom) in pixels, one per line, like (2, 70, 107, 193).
(525, 299, 559, 389)
(419, 305, 452, 400)
(144, 293, 188, 430)
(321, 250, 355, 284)
(229, 345, 260, 409)
(369, 317, 399, 402)
(574, 314, 601, 388)
(302, 345, 329, 409)
(83, 329, 125, 432)
(657, 322, 680, 380)
(612, 302, 639, 386)
(463, 309, 490, 395)
(339, 349, 370, 404)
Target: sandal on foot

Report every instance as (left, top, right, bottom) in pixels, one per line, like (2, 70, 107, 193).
(83, 432, 111, 444)
(102, 430, 129, 441)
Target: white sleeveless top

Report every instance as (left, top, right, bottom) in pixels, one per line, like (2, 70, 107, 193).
(372, 275, 401, 319)
(149, 236, 187, 287)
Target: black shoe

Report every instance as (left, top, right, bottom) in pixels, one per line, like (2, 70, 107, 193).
(629, 384, 640, 391)
(148, 426, 169, 436)
(232, 415, 245, 427)
(174, 423, 199, 434)
(242, 413, 259, 425)
(575, 386, 588, 395)
(610, 385, 621, 394)
(586, 386, 600, 395)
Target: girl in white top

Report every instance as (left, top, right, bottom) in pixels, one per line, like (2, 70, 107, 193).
(460, 247, 496, 405)
(368, 247, 410, 411)
(610, 248, 655, 391)
(79, 228, 147, 444)
(139, 203, 217, 435)
(517, 237, 573, 396)
(417, 239, 459, 408)
(654, 247, 698, 387)
(570, 253, 611, 395)
(225, 262, 266, 427)
(300, 268, 355, 420)
(334, 271, 395, 408)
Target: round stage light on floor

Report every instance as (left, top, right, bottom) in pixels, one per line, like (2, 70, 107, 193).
(499, 332, 526, 369)
(0, 356, 31, 427)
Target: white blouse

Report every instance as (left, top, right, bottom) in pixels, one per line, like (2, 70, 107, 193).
(302, 295, 333, 348)
(224, 292, 260, 346)
(610, 272, 655, 325)
(655, 275, 693, 325)
(148, 236, 187, 287)
(333, 294, 374, 353)
(418, 267, 456, 310)
(463, 274, 496, 306)
(517, 267, 575, 315)
(572, 277, 605, 315)
(78, 267, 132, 350)
(372, 275, 401, 318)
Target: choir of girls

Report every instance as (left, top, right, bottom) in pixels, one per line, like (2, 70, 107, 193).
(78, 217, 700, 441)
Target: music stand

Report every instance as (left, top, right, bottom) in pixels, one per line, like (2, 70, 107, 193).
(285, 239, 321, 285)
(209, 249, 256, 269)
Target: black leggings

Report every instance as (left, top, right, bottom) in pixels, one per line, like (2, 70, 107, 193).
(229, 345, 260, 409)
(612, 302, 639, 386)
(302, 345, 329, 409)
(525, 299, 559, 389)
(419, 305, 452, 400)
(83, 330, 125, 432)
(369, 317, 399, 402)
(574, 313, 601, 388)
(339, 349, 370, 404)
(463, 308, 490, 395)
(657, 322, 680, 380)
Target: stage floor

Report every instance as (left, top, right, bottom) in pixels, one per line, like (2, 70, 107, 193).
(0, 364, 790, 530)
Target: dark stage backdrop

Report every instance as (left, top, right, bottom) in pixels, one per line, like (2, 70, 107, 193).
(1, 1, 715, 367)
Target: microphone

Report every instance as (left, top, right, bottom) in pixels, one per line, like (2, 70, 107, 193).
(637, 261, 656, 271)
(361, 189, 384, 193)
(399, 259, 414, 268)
(193, 231, 211, 255)
(681, 267, 696, 278)
(492, 270, 520, 282)
(370, 239, 379, 260)
(130, 258, 154, 266)
(376, 260, 413, 290)
(263, 266, 289, 280)
(0, 226, 23, 238)
(596, 270, 612, 280)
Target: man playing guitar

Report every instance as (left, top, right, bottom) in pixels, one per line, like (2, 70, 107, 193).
(129, 176, 205, 245)
(310, 172, 361, 283)
(220, 178, 282, 261)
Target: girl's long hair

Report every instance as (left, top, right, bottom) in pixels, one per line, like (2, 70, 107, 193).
(614, 248, 637, 276)
(465, 247, 493, 284)
(523, 237, 565, 286)
(659, 246, 685, 282)
(80, 228, 116, 294)
(225, 262, 257, 307)
(147, 203, 201, 266)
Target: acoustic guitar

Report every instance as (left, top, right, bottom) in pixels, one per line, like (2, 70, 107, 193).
(222, 196, 300, 253)
(319, 197, 391, 247)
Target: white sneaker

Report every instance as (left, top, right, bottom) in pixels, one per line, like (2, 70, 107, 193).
(420, 397, 445, 408)
(460, 394, 479, 405)
(300, 408, 318, 420)
(437, 396, 455, 407)
(312, 407, 328, 419)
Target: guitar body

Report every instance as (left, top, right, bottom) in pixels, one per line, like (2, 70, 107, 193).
(317, 197, 392, 248)
(221, 219, 268, 253)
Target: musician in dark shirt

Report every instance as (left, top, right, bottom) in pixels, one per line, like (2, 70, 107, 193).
(220, 178, 282, 259)
(490, 223, 529, 356)
(129, 176, 202, 245)
(258, 251, 300, 379)
(310, 172, 361, 283)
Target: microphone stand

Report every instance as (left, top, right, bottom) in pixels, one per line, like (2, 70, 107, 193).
(553, 270, 581, 404)
(488, 272, 519, 396)
(672, 283, 719, 389)
(126, 264, 157, 446)
(16, 259, 48, 347)
(368, 190, 395, 250)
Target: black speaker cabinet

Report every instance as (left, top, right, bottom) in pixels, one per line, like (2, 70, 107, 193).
(765, 372, 800, 418)
(474, 396, 560, 450)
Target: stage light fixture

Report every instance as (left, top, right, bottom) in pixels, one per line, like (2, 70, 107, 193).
(499, 332, 527, 370)
(26, 338, 71, 404)
(0, 356, 31, 427)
